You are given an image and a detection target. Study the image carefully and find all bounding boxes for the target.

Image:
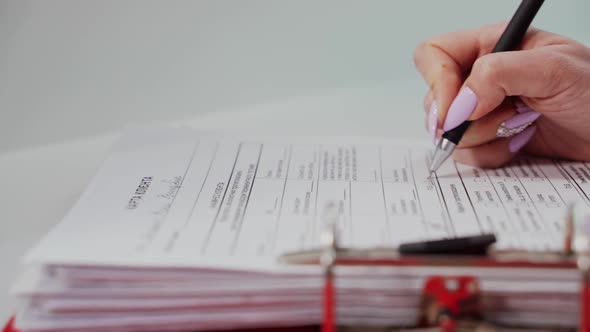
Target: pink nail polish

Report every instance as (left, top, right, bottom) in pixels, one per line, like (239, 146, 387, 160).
(509, 125, 536, 153)
(516, 106, 534, 113)
(428, 102, 439, 144)
(514, 99, 534, 113)
(504, 111, 541, 129)
(443, 87, 478, 131)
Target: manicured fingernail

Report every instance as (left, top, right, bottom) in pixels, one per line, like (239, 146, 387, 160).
(428, 102, 439, 144)
(516, 106, 534, 113)
(496, 111, 540, 137)
(515, 101, 534, 113)
(515, 99, 536, 113)
(443, 87, 478, 131)
(509, 125, 536, 153)
(504, 111, 541, 129)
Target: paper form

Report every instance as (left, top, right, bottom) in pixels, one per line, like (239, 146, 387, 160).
(25, 127, 590, 269)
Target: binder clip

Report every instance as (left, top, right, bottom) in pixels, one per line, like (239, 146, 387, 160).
(280, 201, 590, 332)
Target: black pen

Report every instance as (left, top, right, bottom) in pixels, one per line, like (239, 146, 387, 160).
(398, 233, 497, 256)
(278, 233, 497, 264)
(429, 0, 545, 173)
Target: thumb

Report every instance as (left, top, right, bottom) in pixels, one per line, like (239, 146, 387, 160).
(442, 47, 569, 131)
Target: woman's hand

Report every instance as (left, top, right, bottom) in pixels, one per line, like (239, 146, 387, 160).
(414, 22, 590, 168)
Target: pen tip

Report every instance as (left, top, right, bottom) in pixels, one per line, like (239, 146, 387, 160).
(428, 138, 455, 174)
(428, 152, 441, 175)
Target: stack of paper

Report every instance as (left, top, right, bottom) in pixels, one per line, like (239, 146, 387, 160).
(11, 128, 589, 331)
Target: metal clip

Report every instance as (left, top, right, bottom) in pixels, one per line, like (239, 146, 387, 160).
(320, 202, 338, 332)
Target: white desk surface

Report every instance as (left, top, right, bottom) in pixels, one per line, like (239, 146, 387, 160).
(0, 84, 425, 321)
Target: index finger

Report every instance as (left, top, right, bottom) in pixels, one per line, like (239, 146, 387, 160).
(413, 27, 482, 131)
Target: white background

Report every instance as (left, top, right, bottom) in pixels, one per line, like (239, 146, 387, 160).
(1, 0, 589, 323)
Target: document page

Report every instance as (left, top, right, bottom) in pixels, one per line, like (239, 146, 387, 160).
(25, 127, 590, 269)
